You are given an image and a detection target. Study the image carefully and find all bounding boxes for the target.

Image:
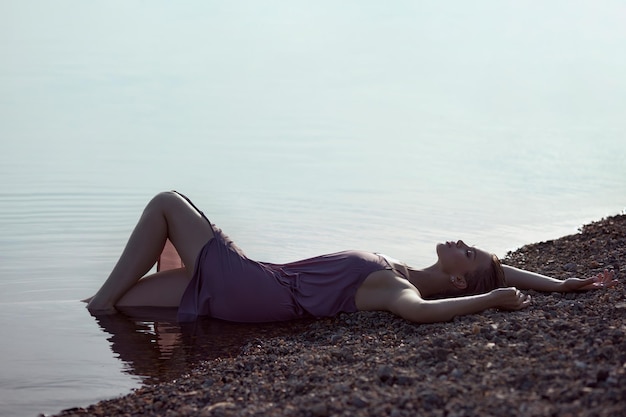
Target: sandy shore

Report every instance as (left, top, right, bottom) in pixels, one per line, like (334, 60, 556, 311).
(52, 215, 625, 417)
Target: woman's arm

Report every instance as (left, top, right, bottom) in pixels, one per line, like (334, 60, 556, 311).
(502, 265, 616, 292)
(388, 287, 531, 324)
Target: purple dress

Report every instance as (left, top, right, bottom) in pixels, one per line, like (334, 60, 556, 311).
(177, 223, 391, 323)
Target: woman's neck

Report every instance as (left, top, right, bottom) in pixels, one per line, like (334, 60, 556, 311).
(407, 263, 448, 298)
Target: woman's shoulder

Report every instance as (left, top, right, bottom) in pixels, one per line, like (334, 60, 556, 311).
(355, 269, 420, 311)
(360, 268, 416, 291)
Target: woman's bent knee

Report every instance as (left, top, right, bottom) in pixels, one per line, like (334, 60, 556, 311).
(147, 191, 180, 209)
(153, 191, 215, 268)
(144, 191, 194, 219)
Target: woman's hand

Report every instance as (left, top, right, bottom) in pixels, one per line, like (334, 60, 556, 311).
(558, 269, 618, 292)
(489, 287, 532, 311)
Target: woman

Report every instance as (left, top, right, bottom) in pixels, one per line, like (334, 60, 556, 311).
(86, 191, 616, 323)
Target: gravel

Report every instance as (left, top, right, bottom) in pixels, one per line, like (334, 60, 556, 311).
(51, 214, 626, 417)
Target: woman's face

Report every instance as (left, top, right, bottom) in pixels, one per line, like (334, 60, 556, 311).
(436, 239, 491, 276)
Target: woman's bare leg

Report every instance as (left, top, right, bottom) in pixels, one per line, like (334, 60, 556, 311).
(116, 268, 191, 308)
(87, 191, 214, 313)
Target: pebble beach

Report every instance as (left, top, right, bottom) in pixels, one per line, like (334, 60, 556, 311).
(52, 214, 625, 417)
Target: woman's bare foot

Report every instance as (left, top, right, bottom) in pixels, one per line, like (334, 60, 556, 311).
(86, 297, 118, 315)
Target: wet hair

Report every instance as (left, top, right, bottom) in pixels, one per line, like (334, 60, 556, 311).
(428, 254, 506, 299)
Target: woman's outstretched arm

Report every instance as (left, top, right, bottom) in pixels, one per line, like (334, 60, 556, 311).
(386, 287, 531, 324)
(502, 265, 616, 292)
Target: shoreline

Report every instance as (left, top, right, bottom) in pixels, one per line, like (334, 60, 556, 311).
(52, 215, 625, 417)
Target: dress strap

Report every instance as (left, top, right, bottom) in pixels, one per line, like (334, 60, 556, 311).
(377, 253, 410, 280)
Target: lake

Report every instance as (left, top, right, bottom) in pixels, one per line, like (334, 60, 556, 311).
(1, 1, 625, 416)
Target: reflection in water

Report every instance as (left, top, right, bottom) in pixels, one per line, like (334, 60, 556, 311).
(94, 308, 314, 385)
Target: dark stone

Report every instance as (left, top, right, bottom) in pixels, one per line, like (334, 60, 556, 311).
(563, 262, 578, 272)
(597, 369, 610, 382)
(377, 365, 394, 382)
(350, 394, 369, 408)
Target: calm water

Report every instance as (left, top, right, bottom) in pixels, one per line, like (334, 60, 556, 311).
(1, 1, 625, 416)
